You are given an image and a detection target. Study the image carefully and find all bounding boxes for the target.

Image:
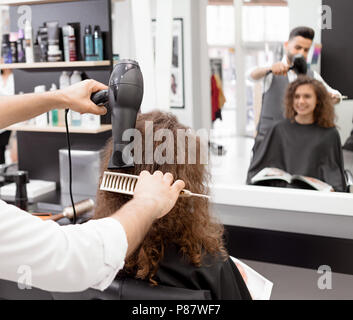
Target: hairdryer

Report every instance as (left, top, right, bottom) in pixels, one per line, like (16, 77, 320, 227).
(91, 59, 144, 169)
(266, 54, 308, 76)
(289, 54, 307, 75)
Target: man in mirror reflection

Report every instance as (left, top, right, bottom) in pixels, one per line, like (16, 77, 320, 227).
(248, 26, 342, 140)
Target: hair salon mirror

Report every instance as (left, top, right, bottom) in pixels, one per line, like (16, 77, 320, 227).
(206, 0, 353, 198)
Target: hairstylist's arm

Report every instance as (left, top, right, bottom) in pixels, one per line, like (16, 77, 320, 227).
(0, 80, 107, 129)
(250, 66, 272, 81)
(250, 62, 290, 80)
(111, 171, 185, 257)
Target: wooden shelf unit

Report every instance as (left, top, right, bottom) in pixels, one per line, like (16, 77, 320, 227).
(7, 124, 112, 134)
(0, 0, 76, 5)
(7, 0, 114, 185)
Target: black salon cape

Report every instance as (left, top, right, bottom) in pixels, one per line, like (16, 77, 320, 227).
(247, 119, 347, 192)
(120, 244, 252, 300)
(154, 245, 252, 300)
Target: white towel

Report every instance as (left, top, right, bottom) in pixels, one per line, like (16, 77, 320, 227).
(231, 256, 273, 300)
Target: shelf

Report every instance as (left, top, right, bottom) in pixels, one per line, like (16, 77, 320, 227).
(0, 0, 77, 5)
(0, 61, 111, 70)
(6, 124, 112, 134)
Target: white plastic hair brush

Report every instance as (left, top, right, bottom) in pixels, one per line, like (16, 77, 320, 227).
(100, 171, 211, 200)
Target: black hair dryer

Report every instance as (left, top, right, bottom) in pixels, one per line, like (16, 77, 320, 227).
(266, 54, 307, 76)
(289, 54, 307, 75)
(91, 59, 144, 169)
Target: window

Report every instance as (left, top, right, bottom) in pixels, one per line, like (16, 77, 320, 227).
(207, 5, 235, 46)
(242, 6, 289, 42)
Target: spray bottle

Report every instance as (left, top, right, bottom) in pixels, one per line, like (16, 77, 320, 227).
(24, 20, 34, 63)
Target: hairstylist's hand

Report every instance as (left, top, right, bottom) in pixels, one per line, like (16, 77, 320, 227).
(58, 79, 108, 115)
(271, 62, 290, 76)
(134, 171, 185, 219)
(330, 93, 341, 105)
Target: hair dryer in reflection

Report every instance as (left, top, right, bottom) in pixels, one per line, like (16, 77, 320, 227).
(289, 54, 307, 75)
(91, 59, 144, 169)
(266, 54, 308, 76)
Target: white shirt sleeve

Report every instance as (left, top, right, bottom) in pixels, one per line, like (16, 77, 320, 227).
(0, 73, 15, 96)
(247, 65, 273, 94)
(0, 199, 128, 292)
(313, 70, 342, 101)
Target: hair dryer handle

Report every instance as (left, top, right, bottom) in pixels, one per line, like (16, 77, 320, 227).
(91, 89, 109, 106)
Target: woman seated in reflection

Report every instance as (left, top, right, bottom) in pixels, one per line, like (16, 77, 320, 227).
(94, 111, 251, 300)
(247, 76, 347, 192)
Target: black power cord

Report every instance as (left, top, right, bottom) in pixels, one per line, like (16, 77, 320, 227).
(65, 109, 77, 224)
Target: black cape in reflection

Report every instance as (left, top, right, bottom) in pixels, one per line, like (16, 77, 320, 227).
(247, 119, 347, 192)
(155, 245, 252, 300)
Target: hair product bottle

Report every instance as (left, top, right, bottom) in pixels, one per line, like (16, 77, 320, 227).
(10, 33, 18, 63)
(93, 25, 103, 61)
(24, 20, 34, 63)
(1, 34, 12, 63)
(62, 25, 70, 62)
(84, 25, 94, 61)
(68, 26, 77, 61)
(63, 25, 77, 62)
(47, 21, 62, 62)
(17, 29, 26, 63)
(49, 83, 58, 126)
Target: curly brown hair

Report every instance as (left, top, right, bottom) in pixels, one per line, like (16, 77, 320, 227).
(285, 76, 336, 128)
(93, 110, 228, 285)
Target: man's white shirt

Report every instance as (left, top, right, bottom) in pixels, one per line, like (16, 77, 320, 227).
(0, 199, 128, 292)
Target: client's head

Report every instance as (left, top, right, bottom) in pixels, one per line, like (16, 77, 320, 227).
(94, 110, 227, 284)
(285, 76, 335, 127)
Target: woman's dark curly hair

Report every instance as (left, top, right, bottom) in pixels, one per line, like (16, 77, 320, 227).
(93, 110, 228, 285)
(285, 76, 336, 128)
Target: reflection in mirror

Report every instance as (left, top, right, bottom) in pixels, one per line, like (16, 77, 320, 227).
(247, 77, 348, 193)
(207, 0, 289, 187)
(206, 0, 353, 195)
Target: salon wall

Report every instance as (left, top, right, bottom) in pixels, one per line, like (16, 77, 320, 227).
(111, 0, 211, 131)
(111, 0, 135, 60)
(288, 0, 322, 42)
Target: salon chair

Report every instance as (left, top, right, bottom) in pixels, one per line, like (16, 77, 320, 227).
(0, 131, 11, 165)
(343, 130, 353, 152)
(344, 169, 353, 193)
(0, 278, 211, 300)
